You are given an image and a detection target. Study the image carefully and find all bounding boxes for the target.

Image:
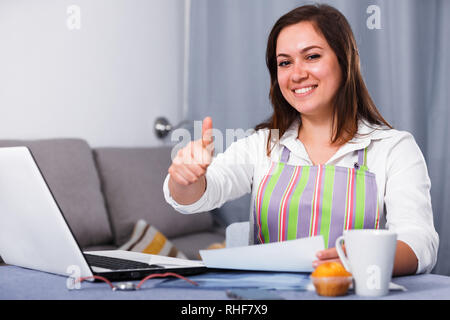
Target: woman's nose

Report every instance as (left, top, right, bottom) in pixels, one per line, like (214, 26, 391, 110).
(291, 62, 307, 82)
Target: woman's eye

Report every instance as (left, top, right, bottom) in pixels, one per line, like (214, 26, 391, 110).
(278, 60, 290, 67)
(307, 54, 321, 60)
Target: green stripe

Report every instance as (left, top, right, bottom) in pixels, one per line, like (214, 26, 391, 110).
(364, 148, 368, 166)
(260, 163, 285, 242)
(359, 148, 369, 171)
(374, 199, 379, 229)
(287, 166, 310, 240)
(354, 170, 366, 229)
(320, 165, 335, 248)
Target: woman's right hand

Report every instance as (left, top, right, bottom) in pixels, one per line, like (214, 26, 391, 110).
(168, 116, 214, 187)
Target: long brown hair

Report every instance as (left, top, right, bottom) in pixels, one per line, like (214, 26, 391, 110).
(256, 4, 392, 156)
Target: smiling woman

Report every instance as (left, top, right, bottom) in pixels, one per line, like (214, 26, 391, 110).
(164, 4, 439, 277)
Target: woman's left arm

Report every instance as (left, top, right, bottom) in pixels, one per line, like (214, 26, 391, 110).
(314, 240, 417, 276)
(314, 132, 439, 275)
(383, 132, 439, 274)
(393, 240, 418, 276)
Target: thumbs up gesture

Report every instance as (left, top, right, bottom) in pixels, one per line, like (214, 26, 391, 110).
(201, 116, 214, 154)
(168, 117, 214, 187)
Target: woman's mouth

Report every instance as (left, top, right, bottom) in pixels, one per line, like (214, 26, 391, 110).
(292, 85, 318, 97)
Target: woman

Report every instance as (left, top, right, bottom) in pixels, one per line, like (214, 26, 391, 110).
(163, 4, 438, 275)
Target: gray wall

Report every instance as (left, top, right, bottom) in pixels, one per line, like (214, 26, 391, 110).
(0, 0, 185, 147)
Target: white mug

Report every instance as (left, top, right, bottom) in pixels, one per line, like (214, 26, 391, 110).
(335, 229, 397, 297)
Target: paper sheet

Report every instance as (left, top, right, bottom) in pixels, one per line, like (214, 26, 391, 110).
(199, 236, 324, 272)
(158, 271, 311, 290)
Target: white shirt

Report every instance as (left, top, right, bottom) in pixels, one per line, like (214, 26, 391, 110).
(163, 120, 439, 274)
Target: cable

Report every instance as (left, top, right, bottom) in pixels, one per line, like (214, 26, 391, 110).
(136, 272, 199, 289)
(76, 275, 116, 289)
(73, 273, 198, 291)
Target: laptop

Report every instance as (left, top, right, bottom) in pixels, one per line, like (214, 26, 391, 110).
(0, 146, 208, 281)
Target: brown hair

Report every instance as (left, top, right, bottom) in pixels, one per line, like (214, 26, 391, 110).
(256, 4, 392, 155)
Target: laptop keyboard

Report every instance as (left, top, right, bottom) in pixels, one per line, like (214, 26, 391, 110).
(84, 253, 159, 270)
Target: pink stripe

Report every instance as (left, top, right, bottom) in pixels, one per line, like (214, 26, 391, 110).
(346, 168, 355, 230)
(345, 169, 350, 230)
(279, 166, 301, 241)
(311, 165, 323, 236)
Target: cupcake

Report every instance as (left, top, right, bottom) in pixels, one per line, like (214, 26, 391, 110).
(310, 262, 353, 297)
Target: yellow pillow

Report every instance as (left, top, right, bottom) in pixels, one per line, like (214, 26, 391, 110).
(119, 219, 187, 259)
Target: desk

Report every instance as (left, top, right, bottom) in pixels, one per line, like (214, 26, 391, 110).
(1, 265, 450, 300)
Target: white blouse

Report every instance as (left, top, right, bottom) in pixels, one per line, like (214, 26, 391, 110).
(163, 120, 439, 274)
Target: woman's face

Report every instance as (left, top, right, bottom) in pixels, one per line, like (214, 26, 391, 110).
(276, 21, 342, 119)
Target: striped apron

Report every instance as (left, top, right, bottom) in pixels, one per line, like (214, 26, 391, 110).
(253, 146, 380, 248)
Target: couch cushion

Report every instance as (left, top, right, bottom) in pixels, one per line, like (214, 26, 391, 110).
(171, 231, 226, 260)
(94, 146, 214, 246)
(119, 219, 187, 259)
(0, 139, 113, 248)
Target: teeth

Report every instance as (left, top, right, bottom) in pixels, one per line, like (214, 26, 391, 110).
(295, 86, 316, 94)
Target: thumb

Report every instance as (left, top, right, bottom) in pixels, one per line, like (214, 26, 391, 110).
(202, 116, 213, 148)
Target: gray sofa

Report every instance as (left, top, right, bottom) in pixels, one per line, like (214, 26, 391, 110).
(0, 139, 225, 261)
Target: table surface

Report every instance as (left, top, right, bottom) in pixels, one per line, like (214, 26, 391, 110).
(1, 265, 450, 300)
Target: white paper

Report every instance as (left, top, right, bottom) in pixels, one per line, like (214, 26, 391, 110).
(200, 236, 324, 272)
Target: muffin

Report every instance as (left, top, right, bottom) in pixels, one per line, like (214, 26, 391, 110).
(310, 262, 353, 296)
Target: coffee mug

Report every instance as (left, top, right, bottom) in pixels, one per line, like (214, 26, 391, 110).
(335, 229, 397, 297)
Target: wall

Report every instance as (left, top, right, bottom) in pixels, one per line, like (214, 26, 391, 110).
(0, 0, 185, 147)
